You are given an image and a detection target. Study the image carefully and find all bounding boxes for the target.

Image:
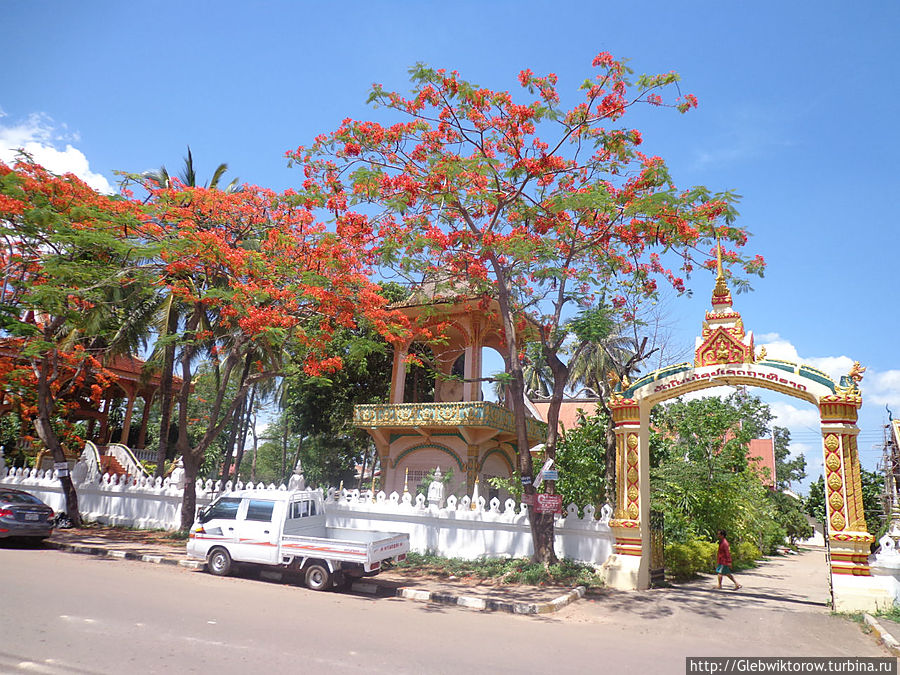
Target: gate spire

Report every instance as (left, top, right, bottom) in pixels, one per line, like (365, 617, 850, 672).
(694, 238, 754, 366)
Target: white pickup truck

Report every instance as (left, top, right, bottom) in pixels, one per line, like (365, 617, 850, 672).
(187, 489, 409, 590)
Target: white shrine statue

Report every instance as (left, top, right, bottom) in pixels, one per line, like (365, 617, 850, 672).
(288, 459, 306, 491)
(169, 457, 186, 489)
(427, 467, 445, 509)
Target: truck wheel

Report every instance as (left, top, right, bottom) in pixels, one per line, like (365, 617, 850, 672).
(305, 563, 331, 591)
(207, 547, 232, 577)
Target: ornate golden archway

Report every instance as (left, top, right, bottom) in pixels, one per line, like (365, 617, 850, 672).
(603, 257, 884, 612)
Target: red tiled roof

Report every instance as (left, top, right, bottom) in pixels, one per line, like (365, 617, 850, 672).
(531, 400, 600, 433)
(748, 438, 776, 488)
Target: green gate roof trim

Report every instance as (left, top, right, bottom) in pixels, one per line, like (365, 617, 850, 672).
(622, 359, 836, 398)
(623, 363, 692, 398)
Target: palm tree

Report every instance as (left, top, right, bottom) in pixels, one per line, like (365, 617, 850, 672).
(142, 148, 240, 477)
(142, 146, 241, 192)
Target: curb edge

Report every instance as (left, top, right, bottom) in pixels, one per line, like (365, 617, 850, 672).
(863, 613, 900, 655)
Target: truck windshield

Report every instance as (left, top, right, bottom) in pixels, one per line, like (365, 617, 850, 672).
(200, 498, 241, 523)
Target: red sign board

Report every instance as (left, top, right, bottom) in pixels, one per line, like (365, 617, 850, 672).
(521, 493, 535, 506)
(534, 494, 563, 514)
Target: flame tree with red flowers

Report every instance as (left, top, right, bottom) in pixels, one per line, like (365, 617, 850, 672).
(0, 158, 153, 525)
(138, 180, 409, 530)
(289, 54, 765, 562)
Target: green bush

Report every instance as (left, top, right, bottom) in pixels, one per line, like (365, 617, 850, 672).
(665, 539, 716, 580)
(733, 540, 761, 569)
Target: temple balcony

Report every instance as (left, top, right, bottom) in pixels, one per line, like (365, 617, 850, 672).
(353, 401, 546, 448)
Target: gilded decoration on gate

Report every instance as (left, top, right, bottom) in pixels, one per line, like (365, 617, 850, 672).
(835, 361, 866, 397)
(693, 241, 756, 367)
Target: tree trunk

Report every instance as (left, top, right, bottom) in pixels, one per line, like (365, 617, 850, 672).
(219, 396, 244, 483)
(249, 408, 258, 484)
(281, 416, 288, 481)
(219, 355, 252, 483)
(154, 341, 175, 478)
(180, 451, 201, 532)
(489, 265, 554, 562)
(232, 387, 256, 483)
(33, 354, 82, 527)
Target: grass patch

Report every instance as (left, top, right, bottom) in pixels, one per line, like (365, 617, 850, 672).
(875, 606, 900, 623)
(388, 552, 604, 589)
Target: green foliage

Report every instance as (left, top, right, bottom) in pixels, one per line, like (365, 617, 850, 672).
(664, 539, 716, 580)
(568, 306, 617, 346)
(281, 286, 404, 487)
(733, 540, 762, 569)
(774, 426, 806, 489)
(295, 435, 360, 489)
(555, 408, 608, 512)
(392, 552, 605, 589)
(768, 491, 813, 544)
(652, 393, 787, 556)
(486, 474, 523, 500)
(806, 475, 826, 526)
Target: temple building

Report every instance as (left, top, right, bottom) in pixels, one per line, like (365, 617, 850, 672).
(352, 286, 545, 497)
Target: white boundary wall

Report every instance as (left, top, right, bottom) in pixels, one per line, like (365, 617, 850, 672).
(0, 466, 614, 566)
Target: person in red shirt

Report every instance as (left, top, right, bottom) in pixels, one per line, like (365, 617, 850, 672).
(717, 529, 742, 590)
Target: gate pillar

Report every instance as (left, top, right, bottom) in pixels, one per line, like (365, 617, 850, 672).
(819, 394, 883, 611)
(604, 396, 650, 590)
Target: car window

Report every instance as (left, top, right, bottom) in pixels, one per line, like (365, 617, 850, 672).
(289, 500, 317, 519)
(0, 491, 44, 505)
(200, 498, 241, 523)
(245, 500, 275, 522)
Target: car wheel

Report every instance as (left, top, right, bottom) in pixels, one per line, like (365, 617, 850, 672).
(305, 563, 331, 591)
(207, 547, 232, 577)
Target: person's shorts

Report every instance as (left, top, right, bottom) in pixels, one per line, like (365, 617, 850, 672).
(716, 564, 732, 575)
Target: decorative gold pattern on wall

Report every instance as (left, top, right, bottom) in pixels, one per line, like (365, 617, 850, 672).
(353, 401, 546, 443)
(823, 432, 846, 532)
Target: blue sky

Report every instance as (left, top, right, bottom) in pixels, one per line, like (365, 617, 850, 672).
(2, 2, 898, 491)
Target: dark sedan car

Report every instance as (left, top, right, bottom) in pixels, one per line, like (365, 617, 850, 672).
(0, 488, 54, 541)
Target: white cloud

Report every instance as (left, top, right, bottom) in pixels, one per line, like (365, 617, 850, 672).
(679, 385, 733, 402)
(769, 401, 820, 430)
(788, 441, 816, 462)
(758, 331, 900, 426)
(757, 332, 853, 382)
(0, 111, 113, 194)
(866, 369, 900, 410)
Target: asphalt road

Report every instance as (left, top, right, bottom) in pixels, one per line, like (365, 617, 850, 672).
(0, 545, 891, 674)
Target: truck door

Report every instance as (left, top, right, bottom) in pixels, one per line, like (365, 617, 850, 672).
(190, 496, 241, 557)
(234, 498, 281, 564)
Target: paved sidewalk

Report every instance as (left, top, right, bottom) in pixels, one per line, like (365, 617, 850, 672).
(45, 526, 583, 614)
(557, 548, 893, 660)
